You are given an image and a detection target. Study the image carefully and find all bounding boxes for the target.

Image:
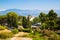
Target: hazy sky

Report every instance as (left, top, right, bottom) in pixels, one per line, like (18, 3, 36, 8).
(0, 0, 60, 11)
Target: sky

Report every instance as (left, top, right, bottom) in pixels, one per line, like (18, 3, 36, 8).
(0, 0, 60, 11)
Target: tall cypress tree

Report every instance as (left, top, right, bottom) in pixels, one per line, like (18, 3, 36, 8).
(48, 10, 57, 30)
(26, 15, 31, 29)
(22, 16, 27, 28)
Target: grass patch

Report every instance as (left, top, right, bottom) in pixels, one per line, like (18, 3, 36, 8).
(0, 25, 7, 30)
(0, 32, 14, 39)
(27, 31, 46, 40)
(11, 28, 19, 34)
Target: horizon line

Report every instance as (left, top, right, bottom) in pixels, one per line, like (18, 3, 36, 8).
(0, 8, 60, 11)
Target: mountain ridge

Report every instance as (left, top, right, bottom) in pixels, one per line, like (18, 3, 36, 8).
(0, 9, 60, 16)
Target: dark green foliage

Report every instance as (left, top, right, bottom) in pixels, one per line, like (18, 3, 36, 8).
(41, 23, 47, 29)
(39, 10, 58, 30)
(23, 29, 31, 33)
(39, 12, 47, 23)
(26, 15, 31, 28)
(48, 10, 57, 20)
(33, 17, 40, 24)
(22, 16, 27, 28)
(18, 16, 23, 25)
(0, 15, 7, 25)
(47, 10, 57, 30)
(39, 12, 48, 29)
(18, 22, 22, 26)
(7, 12, 18, 28)
(12, 29, 19, 34)
(22, 15, 31, 28)
(56, 17, 60, 29)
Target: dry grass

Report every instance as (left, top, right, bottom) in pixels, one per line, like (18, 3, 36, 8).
(0, 29, 11, 33)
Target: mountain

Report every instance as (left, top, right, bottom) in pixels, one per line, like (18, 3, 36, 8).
(0, 9, 40, 16)
(0, 9, 60, 16)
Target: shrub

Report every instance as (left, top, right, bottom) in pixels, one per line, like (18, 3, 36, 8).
(0, 25, 6, 30)
(41, 23, 47, 29)
(23, 29, 31, 33)
(18, 22, 22, 26)
(41, 30, 60, 40)
(12, 29, 19, 34)
(48, 34, 60, 40)
(0, 32, 13, 39)
(42, 30, 55, 36)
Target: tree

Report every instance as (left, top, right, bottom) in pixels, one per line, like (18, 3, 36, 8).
(39, 12, 47, 23)
(33, 17, 39, 24)
(18, 16, 23, 21)
(18, 16, 23, 26)
(7, 12, 18, 28)
(26, 15, 31, 28)
(39, 10, 57, 30)
(56, 17, 60, 29)
(47, 10, 57, 30)
(0, 15, 7, 25)
(39, 12, 48, 29)
(22, 16, 27, 28)
(48, 10, 57, 20)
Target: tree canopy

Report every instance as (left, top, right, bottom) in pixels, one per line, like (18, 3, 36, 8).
(7, 12, 18, 28)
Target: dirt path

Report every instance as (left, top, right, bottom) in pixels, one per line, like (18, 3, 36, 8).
(10, 32, 32, 40)
(11, 37, 32, 40)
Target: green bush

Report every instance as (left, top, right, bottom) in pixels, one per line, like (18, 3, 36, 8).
(18, 22, 22, 26)
(0, 25, 6, 30)
(33, 37, 45, 40)
(0, 32, 13, 39)
(23, 29, 31, 33)
(41, 23, 47, 29)
(12, 29, 19, 34)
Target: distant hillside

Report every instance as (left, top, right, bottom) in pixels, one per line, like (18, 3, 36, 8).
(0, 9, 40, 16)
(0, 9, 60, 16)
